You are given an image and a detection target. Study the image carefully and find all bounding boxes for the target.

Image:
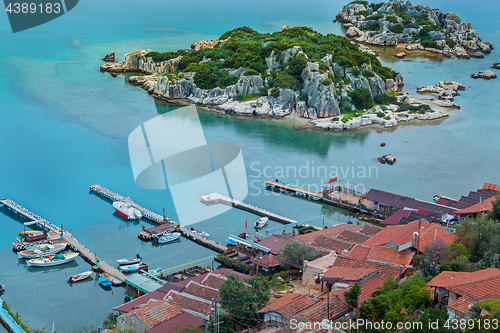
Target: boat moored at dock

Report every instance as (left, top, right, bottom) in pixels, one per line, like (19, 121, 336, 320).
(254, 217, 268, 229)
(26, 253, 79, 267)
(119, 262, 148, 273)
(18, 243, 68, 259)
(69, 271, 93, 283)
(116, 254, 141, 265)
(153, 232, 181, 244)
(113, 199, 142, 220)
(99, 276, 112, 288)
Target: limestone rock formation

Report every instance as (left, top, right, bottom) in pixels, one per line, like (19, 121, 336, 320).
(471, 70, 497, 79)
(100, 62, 124, 73)
(102, 53, 115, 62)
(378, 154, 396, 165)
(124, 49, 152, 71)
(492, 63, 500, 70)
(417, 81, 465, 108)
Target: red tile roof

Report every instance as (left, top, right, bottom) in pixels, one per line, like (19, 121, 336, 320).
(164, 290, 213, 317)
(311, 235, 353, 253)
(482, 183, 500, 192)
(201, 273, 227, 290)
(114, 290, 167, 313)
(455, 196, 496, 215)
(322, 266, 377, 282)
(120, 299, 183, 328)
(362, 219, 457, 251)
(447, 296, 476, 315)
(294, 224, 362, 244)
(251, 254, 280, 269)
(358, 224, 384, 236)
(337, 229, 371, 244)
(348, 245, 372, 260)
(358, 275, 387, 303)
(182, 281, 219, 301)
(257, 293, 318, 318)
(295, 294, 351, 323)
(367, 246, 415, 266)
(257, 235, 296, 255)
(428, 269, 500, 303)
(171, 268, 248, 288)
(380, 209, 412, 225)
(145, 312, 205, 333)
(333, 256, 404, 279)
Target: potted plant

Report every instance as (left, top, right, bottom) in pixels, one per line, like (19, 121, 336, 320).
(96, 257, 101, 267)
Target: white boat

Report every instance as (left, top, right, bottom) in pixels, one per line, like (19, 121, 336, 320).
(119, 262, 146, 273)
(69, 271, 93, 283)
(254, 217, 268, 229)
(154, 232, 181, 244)
(190, 228, 209, 238)
(116, 254, 141, 265)
(26, 253, 79, 267)
(113, 199, 142, 220)
(18, 243, 67, 259)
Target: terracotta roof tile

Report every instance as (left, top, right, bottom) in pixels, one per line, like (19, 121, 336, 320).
(337, 229, 371, 244)
(358, 224, 384, 236)
(250, 254, 280, 269)
(455, 196, 497, 215)
(145, 312, 205, 333)
(257, 293, 318, 318)
(337, 275, 387, 305)
(333, 256, 404, 279)
(257, 235, 296, 255)
(201, 273, 227, 290)
(482, 183, 500, 192)
(426, 271, 466, 288)
(348, 245, 372, 260)
(367, 247, 415, 266)
(322, 266, 377, 282)
(450, 277, 500, 301)
(311, 235, 353, 253)
(164, 290, 212, 317)
(295, 295, 351, 323)
(362, 219, 457, 250)
(294, 224, 362, 244)
(120, 299, 182, 328)
(447, 296, 476, 315)
(182, 281, 219, 301)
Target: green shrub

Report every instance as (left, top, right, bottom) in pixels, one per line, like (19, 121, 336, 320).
(341, 115, 351, 123)
(422, 40, 439, 49)
(270, 87, 280, 98)
(339, 98, 353, 114)
(349, 88, 373, 110)
(193, 66, 239, 90)
(244, 68, 260, 76)
(322, 79, 333, 86)
(273, 71, 301, 91)
(287, 54, 308, 77)
(332, 117, 339, 121)
(387, 16, 398, 24)
(319, 61, 330, 72)
(351, 66, 361, 76)
(362, 70, 374, 78)
(373, 94, 397, 105)
(397, 104, 431, 113)
(299, 92, 308, 101)
(370, 2, 383, 11)
(357, 10, 369, 16)
(366, 13, 383, 21)
(349, 0, 369, 5)
(376, 111, 385, 118)
(389, 24, 404, 34)
(445, 38, 456, 48)
(366, 22, 380, 31)
(383, 115, 391, 120)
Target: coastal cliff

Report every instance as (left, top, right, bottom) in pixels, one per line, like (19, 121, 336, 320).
(102, 26, 452, 131)
(336, 0, 493, 59)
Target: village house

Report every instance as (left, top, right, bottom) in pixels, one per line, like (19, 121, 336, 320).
(427, 268, 500, 319)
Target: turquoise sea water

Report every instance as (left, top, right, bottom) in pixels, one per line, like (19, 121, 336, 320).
(0, 0, 499, 331)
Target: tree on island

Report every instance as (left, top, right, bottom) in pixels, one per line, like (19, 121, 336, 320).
(487, 195, 500, 221)
(277, 241, 315, 268)
(214, 274, 270, 330)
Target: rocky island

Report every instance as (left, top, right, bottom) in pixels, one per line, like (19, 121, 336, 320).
(101, 26, 450, 131)
(336, 0, 493, 59)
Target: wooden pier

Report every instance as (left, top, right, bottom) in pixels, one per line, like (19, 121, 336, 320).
(200, 193, 297, 224)
(90, 185, 227, 253)
(1, 199, 126, 284)
(265, 181, 323, 200)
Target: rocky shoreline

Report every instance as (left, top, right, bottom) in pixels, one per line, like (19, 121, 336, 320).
(336, 0, 493, 59)
(100, 27, 458, 132)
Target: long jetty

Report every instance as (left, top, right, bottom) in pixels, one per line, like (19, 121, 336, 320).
(0, 199, 127, 284)
(200, 193, 297, 224)
(90, 185, 227, 253)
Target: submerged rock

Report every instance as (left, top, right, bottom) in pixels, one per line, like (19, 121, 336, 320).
(100, 61, 124, 73)
(471, 70, 497, 79)
(492, 63, 500, 70)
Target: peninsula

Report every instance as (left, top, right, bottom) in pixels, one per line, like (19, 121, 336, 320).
(101, 26, 450, 131)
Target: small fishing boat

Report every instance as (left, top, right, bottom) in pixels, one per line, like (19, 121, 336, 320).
(68, 271, 93, 283)
(0, 283, 4, 292)
(116, 254, 141, 265)
(112, 198, 142, 220)
(190, 228, 209, 238)
(254, 217, 268, 229)
(18, 243, 67, 259)
(153, 232, 181, 244)
(119, 262, 147, 273)
(99, 276, 112, 288)
(26, 253, 79, 267)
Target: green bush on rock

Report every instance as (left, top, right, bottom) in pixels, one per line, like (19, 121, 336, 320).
(349, 88, 373, 110)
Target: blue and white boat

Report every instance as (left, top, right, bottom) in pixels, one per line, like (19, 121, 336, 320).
(153, 232, 181, 244)
(119, 262, 146, 273)
(98, 276, 112, 288)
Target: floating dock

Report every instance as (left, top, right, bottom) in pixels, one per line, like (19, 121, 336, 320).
(200, 193, 297, 224)
(0, 199, 126, 284)
(265, 181, 323, 200)
(90, 185, 227, 253)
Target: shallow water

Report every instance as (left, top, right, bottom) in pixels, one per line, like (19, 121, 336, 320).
(0, 0, 499, 331)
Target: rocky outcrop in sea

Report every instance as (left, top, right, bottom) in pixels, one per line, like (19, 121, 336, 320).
(417, 81, 465, 108)
(471, 70, 497, 80)
(336, 0, 493, 59)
